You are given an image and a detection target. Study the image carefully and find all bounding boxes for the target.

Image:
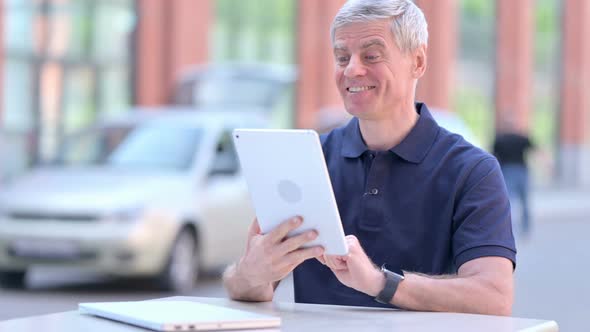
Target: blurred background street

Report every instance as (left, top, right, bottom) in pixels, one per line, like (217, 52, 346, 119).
(1, 0, 589, 331)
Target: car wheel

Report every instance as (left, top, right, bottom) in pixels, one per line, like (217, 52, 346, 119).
(0, 270, 27, 289)
(158, 228, 199, 293)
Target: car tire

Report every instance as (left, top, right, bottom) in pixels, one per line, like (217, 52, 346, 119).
(157, 228, 199, 293)
(0, 270, 27, 289)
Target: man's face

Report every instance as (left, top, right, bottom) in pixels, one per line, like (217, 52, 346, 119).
(333, 20, 418, 120)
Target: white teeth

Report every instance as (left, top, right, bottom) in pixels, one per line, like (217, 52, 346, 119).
(348, 86, 375, 92)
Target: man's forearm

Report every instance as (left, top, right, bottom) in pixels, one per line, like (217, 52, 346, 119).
(392, 272, 513, 316)
(222, 263, 276, 302)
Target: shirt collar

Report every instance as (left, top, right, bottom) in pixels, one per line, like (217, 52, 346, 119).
(341, 117, 367, 158)
(340, 103, 440, 164)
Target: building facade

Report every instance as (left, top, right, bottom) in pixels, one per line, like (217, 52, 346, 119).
(0, 0, 589, 186)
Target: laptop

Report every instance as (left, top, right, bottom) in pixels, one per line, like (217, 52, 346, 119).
(79, 300, 281, 331)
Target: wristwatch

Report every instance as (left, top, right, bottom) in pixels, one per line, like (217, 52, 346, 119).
(374, 265, 405, 304)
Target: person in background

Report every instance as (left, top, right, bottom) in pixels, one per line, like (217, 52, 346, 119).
(493, 123, 535, 238)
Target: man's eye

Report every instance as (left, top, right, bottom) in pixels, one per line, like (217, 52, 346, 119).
(336, 56, 350, 65)
(366, 55, 380, 61)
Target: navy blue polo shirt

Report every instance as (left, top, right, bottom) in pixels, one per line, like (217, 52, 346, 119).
(293, 103, 516, 308)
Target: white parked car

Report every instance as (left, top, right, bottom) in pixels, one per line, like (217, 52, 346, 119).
(0, 109, 265, 292)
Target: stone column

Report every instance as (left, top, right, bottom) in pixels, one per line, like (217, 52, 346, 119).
(495, 0, 534, 134)
(296, 0, 346, 129)
(135, 0, 210, 106)
(559, 0, 590, 186)
(414, 0, 458, 111)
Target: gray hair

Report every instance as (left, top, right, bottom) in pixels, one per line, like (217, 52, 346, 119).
(331, 0, 428, 53)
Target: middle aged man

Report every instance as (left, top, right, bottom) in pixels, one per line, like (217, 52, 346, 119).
(224, 0, 516, 316)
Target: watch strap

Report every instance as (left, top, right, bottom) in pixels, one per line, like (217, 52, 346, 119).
(375, 267, 404, 304)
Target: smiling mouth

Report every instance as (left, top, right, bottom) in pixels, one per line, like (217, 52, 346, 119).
(347, 86, 376, 93)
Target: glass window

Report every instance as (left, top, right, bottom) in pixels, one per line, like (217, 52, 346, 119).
(214, 0, 295, 64)
(4, 2, 35, 53)
(212, 0, 296, 128)
(2, 0, 136, 166)
(92, 2, 135, 61)
(100, 66, 132, 117)
(453, 0, 496, 146)
(2, 60, 33, 131)
(532, 0, 559, 149)
(62, 67, 95, 135)
(530, 0, 559, 185)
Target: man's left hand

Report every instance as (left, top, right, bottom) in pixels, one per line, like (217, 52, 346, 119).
(318, 235, 385, 297)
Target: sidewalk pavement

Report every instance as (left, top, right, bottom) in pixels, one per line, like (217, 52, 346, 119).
(530, 187, 590, 222)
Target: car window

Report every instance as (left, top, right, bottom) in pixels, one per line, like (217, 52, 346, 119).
(109, 125, 202, 171)
(58, 125, 134, 166)
(58, 123, 202, 171)
(196, 78, 278, 109)
(173, 65, 296, 110)
(208, 132, 239, 176)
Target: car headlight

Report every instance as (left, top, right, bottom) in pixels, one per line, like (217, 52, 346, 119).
(104, 207, 145, 223)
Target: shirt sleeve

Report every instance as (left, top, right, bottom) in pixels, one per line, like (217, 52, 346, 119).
(452, 157, 517, 270)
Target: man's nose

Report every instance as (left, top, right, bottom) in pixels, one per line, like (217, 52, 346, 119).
(344, 56, 366, 77)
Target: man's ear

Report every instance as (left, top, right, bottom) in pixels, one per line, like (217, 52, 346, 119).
(412, 45, 427, 79)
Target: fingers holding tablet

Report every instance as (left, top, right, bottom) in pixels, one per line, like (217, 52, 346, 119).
(277, 229, 318, 256)
(284, 246, 325, 269)
(325, 255, 348, 271)
(266, 216, 303, 244)
(268, 216, 324, 262)
(239, 216, 324, 286)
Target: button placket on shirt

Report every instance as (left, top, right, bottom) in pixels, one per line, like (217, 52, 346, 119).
(359, 151, 391, 232)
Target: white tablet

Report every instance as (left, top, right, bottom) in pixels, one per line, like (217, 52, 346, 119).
(233, 129, 348, 255)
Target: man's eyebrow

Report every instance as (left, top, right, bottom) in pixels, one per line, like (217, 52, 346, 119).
(333, 44, 348, 52)
(361, 39, 386, 49)
(333, 39, 385, 52)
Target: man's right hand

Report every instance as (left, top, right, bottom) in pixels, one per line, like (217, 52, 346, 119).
(235, 216, 324, 289)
